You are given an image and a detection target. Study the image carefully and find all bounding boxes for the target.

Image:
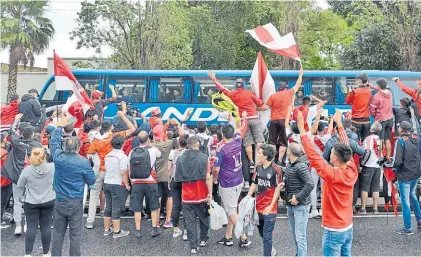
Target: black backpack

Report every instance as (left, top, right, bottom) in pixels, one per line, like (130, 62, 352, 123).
(130, 146, 152, 179)
(198, 136, 210, 156)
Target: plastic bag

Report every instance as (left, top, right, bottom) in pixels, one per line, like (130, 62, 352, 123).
(210, 200, 228, 230)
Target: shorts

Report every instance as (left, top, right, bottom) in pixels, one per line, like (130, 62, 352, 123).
(379, 118, 393, 140)
(243, 119, 264, 147)
(158, 181, 172, 199)
(130, 183, 160, 212)
(360, 167, 381, 192)
(104, 184, 128, 220)
(269, 119, 287, 146)
(219, 183, 243, 216)
(351, 122, 370, 141)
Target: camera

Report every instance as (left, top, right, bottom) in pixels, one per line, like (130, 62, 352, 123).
(117, 102, 139, 117)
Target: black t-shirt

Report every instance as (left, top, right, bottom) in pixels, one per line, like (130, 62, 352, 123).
(252, 163, 282, 214)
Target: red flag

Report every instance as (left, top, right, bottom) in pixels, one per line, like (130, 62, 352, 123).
(54, 51, 93, 113)
(250, 52, 276, 131)
(384, 167, 398, 216)
(246, 23, 301, 61)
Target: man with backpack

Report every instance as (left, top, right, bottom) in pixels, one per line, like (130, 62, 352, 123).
(1, 113, 42, 235)
(196, 121, 212, 157)
(392, 121, 421, 235)
(129, 130, 162, 238)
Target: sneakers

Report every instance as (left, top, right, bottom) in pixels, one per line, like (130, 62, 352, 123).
(271, 247, 277, 256)
(173, 229, 183, 238)
(1, 224, 11, 229)
(42, 252, 51, 257)
(14, 225, 22, 235)
(357, 209, 367, 215)
(217, 237, 233, 246)
(85, 222, 94, 229)
(417, 220, 421, 228)
(352, 206, 358, 214)
(103, 229, 113, 236)
(159, 213, 166, 219)
(183, 230, 188, 241)
(249, 161, 255, 170)
(24, 223, 27, 233)
(151, 227, 162, 237)
(373, 209, 379, 215)
(319, 209, 322, 216)
(200, 240, 207, 247)
(134, 229, 142, 238)
(395, 228, 413, 235)
(190, 247, 199, 254)
(239, 238, 251, 247)
(309, 209, 319, 218)
(163, 220, 173, 228)
(113, 229, 130, 239)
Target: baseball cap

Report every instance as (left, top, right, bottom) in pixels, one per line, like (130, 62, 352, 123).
(29, 89, 39, 95)
(399, 121, 412, 131)
(277, 81, 288, 91)
(153, 125, 164, 140)
(91, 90, 103, 99)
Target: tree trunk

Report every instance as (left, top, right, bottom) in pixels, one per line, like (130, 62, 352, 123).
(7, 51, 18, 104)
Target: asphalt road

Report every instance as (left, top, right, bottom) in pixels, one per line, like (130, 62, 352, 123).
(2, 215, 421, 256)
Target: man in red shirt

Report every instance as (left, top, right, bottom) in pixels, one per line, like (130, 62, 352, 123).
(257, 68, 303, 165)
(392, 77, 421, 130)
(208, 72, 264, 169)
(346, 74, 373, 141)
(297, 109, 358, 256)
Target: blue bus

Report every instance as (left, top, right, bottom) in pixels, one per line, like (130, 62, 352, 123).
(38, 70, 421, 124)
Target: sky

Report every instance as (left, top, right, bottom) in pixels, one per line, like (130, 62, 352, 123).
(0, 0, 329, 69)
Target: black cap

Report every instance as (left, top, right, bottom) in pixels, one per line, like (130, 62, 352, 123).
(277, 81, 288, 91)
(399, 121, 412, 131)
(29, 89, 39, 95)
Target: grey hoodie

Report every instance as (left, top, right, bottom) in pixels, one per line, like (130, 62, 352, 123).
(17, 163, 55, 204)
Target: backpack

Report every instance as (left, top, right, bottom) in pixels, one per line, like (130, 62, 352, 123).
(198, 136, 210, 156)
(129, 146, 152, 179)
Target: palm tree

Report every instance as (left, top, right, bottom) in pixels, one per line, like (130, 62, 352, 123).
(1, 0, 54, 103)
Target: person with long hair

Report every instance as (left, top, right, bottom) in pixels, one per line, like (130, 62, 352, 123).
(17, 148, 55, 257)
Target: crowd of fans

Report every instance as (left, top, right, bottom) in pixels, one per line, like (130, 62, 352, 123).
(0, 71, 421, 257)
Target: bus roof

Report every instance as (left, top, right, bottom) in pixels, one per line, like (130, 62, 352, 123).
(66, 69, 421, 78)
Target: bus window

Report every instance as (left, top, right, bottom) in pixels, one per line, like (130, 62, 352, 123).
(41, 80, 58, 101)
(390, 78, 419, 106)
(107, 76, 145, 103)
(312, 78, 333, 104)
(154, 77, 186, 103)
(192, 77, 243, 104)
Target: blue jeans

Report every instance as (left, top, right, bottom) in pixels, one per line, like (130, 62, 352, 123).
(287, 205, 310, 256)
(398, 178, 421, 230)
(322, 227, 353, 256)
(257, 213, 276, 256)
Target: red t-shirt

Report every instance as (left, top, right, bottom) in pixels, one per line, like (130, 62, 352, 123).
(266, 89, 294, 120)
(292, 105, 310, 131)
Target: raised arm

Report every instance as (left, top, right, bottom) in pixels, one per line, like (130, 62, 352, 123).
(311, 95, 327, 109)
(118, 102, 136, 136)
(311, 108, 323, 135)
(285, 95, 295, 130)
(345, 90, 354, 105)
(9, 114, 23, 143)
(327, 115, 334, 135)
(208, 71, 233, 98)
(393, 77, 418, 99)
(236, 111, 248, 138)
(291, 68, 304, 93)
(109, 84, 117, 101)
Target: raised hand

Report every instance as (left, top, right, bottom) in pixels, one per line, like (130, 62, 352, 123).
(208, 71, 216, 80)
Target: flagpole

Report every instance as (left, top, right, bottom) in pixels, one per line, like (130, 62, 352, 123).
(53, 50, 60, 123)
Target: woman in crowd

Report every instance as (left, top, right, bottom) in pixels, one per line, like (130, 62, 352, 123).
(17, 148, 55, 257)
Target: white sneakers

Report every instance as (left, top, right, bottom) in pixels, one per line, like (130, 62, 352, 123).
(14, 226, 22, 235)
(309, 209, 319, 219)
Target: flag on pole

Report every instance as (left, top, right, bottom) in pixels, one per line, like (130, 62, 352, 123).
(54, 51, 93, 113)
(250, 52, 276, 131)
(246, 23, 301, 61)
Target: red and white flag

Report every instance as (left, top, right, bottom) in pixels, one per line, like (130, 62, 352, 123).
(54, 51, 93, 113)
(246, 23, 301, 61)
(250, 52, 276, 131)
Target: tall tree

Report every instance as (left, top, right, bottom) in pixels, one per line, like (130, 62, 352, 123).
(1, 0, 54, 103)
(71, 0, 192, 70)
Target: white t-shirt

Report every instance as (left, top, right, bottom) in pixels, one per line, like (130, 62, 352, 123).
(168, 149, 186, 180)
(104, 149, 129, 185)
(362, 135, 380, 168)
(307, 105, 319, 126)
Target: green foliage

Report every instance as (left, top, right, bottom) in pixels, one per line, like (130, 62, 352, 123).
(1, 0, 55, 68)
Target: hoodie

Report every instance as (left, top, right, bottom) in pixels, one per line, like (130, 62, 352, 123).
(370, 89, 393, 122)
(301, 127, 358, 230)
(17, 163, 55, 204)
(18, 94, 42, 127)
